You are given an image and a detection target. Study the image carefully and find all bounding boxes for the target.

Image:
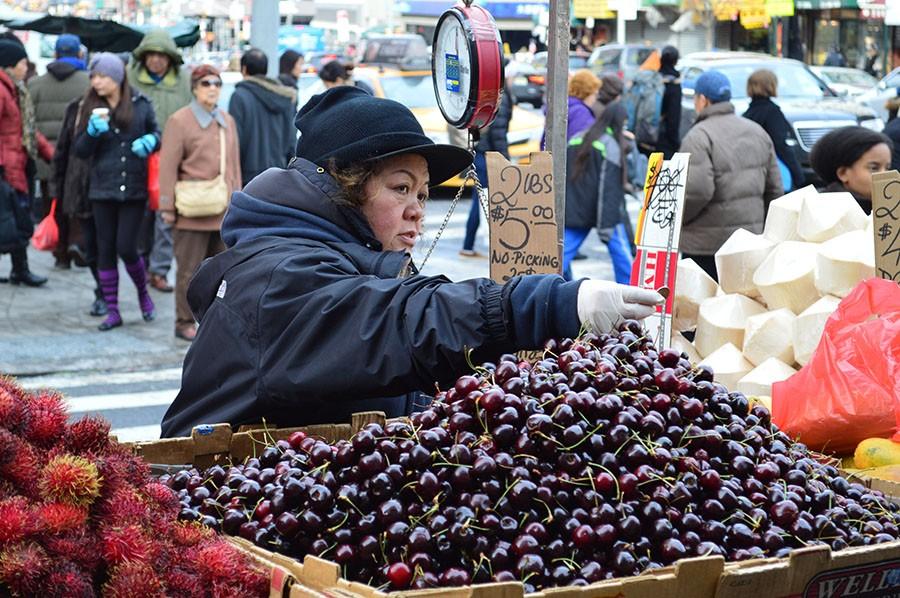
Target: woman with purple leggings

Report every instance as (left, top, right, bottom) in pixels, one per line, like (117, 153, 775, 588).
(74, 53, 160, 331)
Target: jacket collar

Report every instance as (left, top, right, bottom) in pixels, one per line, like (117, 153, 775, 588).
(696, 101, 735, 122)
(190, 99, 227, 129)
(136, 65, 180, 89)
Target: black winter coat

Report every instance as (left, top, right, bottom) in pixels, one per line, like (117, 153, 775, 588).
(476, 84, 513, 157)
(883, 116, 900, 173)
(160, 159, 582, 438)
(565, 131, 626, 232)
(228, 76, 297, 187)
(656, 65, 682, 159)
(743, 97, 804, 191)
(73, 89, 159, 203)
(53, 98, 92, 218)
(0, 179, 30, 253)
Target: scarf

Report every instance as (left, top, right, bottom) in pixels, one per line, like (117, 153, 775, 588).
(15, 79, 36, 161)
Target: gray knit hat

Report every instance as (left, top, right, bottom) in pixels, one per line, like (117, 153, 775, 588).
(89, 52, 125, 85)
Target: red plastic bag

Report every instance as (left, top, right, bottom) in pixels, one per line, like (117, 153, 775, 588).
(772, 278, 900, 454)
(147, 152, 160, 211)
(31, 198, 58, 251)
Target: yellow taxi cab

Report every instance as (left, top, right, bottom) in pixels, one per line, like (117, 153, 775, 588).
(299, 67, 543, 186)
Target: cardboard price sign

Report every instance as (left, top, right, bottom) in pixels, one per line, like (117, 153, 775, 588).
(629, 152, 689, 349)
(872, 171, 900, 283)
(486, 151, 560, 283)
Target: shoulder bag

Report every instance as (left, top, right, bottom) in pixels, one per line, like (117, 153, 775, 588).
(174, 127, 229, 218)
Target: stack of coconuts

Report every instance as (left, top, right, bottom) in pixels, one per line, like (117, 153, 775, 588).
(674, 186, 875, 408)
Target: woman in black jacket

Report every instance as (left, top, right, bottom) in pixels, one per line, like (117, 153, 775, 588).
(74, 53, 160, 331)
(160, 86, 663, 437)
(743, 69, 804, 193)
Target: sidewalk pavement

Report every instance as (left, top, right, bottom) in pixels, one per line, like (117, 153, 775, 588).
(0, 197, 616, 377)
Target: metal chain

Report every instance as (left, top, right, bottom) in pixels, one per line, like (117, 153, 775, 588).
(417, 129, 487, 272)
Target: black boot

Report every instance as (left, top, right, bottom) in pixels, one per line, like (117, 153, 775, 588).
(90, 288, 108, 317)
(9, 248, 47, 287)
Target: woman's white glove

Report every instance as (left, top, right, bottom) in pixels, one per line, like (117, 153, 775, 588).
(576, 280, 665, 333)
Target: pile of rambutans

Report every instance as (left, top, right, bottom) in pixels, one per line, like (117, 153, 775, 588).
(0, 376, 269, 597)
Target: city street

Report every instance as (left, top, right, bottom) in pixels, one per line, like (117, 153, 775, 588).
(2, 195, 623, 442)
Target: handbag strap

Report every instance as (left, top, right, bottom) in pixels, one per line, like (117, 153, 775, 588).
(217, 127, 226, 178)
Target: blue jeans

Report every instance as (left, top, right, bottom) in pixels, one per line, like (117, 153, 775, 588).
(563, 223, 633, 283)
(462, 151, 488, 252)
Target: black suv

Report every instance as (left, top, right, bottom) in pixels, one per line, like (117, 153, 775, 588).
(678, 52, 884, 184)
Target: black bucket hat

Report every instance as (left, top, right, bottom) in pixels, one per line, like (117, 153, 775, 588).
(294, 86, 472, 186)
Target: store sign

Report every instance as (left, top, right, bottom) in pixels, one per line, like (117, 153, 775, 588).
(401, 1, 548, 19)
(887, 0, 900, 24)
(871, 171, 900, 283)
(765, 0, 794, 17)
(712, 0, 740, 20)
(573, 0, 616, 18)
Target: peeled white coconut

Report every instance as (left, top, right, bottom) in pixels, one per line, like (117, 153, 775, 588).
(671, 331, 702, 364)
(674, 259, 720, 332)
(763, 186, 816, 242)
(752, 241, 821, 314)
(793, 295, 841, 366)
(736, 357, 797, 399)
(797, 192, 868, 243)
(694, 294, 767, 358)
(815, 230, 876, 298)
(700, 343, 754, 390)
(715, 229, 775, 297)
(742, 308, 797, 367)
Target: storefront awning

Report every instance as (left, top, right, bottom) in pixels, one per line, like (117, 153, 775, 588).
(793, 0, 856, 9)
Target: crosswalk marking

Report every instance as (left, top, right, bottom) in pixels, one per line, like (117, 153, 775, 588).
(111, 425, 162, 443)
(19, 367, 182, 391)
(67, 389, 179, 414)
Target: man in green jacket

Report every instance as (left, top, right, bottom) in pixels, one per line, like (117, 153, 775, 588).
(129, 28, 193, 293)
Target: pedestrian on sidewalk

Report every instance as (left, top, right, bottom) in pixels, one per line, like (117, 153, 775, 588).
(74, 53, 160, 330)
(278, 50, 304, 88)
(679, 70, 782, 280)
(54, 94, 107, 317)
(563, 102, 633, 283)
(460, 71, 513, 258)
(158, 65, 241, 342)
(0, 39, 54, 286)
(742, 69, 804, 194)
(28, 34, 90, 270)
(229, 48, 297, 188)
(128, 29, 193, 294)
(809, 126, 892, 215)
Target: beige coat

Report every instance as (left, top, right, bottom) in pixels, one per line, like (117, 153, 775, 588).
(679, 101, 782, 255)
(158, 103, 241, 231)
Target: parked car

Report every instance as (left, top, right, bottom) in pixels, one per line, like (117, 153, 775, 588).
(858, 67, 900, 123)
(532, 51, 590, 75)
(587, 43, 656, 82)
(678, 52, 883, 184)
(507, 60, 544, 108)
(811, 66, 877, 98)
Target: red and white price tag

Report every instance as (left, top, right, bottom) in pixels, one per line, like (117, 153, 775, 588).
(629, 152, 689, 349)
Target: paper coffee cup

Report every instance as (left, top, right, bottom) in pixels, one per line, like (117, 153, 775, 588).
(92, 107, 110, 121)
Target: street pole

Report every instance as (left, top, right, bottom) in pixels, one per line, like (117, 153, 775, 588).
(617, 12, 626, 44)
(250, 1, 280, 78)
(546, 0, 569, 261)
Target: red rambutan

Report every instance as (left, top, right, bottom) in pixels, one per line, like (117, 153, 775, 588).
(39, 454, 102, 507)
(99, 524, 156, 566)
(23, 390, 68, 448)
(0, 378, 31, 433)
(0, 542, 50, 596)
(191, 539, 268, 592)
(42, 528, 102, 571)
(95, 486, 151, 528)
(93, 448, 151, 501)
(37, 502, 88, 534)
(65, 415, 112, 455)
(41, 561, 96, 598)
(0, 432, 44, 498)
(102, 561, 166, 598)
(164, 566, 207, 598)
(0, 497, 33, 544)
(142, 481, 179, 516)
(170, 520, 215, 547)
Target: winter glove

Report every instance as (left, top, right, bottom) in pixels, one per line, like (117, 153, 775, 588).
(87, 114, 109, 137)
(131, 134, 157, 158)
(576, 280, 664, 334)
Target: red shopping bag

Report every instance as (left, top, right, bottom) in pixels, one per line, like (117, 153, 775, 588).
(147, 152, 160, 211)
(31, 198, 58, 251)
(772, 278, 900, 454)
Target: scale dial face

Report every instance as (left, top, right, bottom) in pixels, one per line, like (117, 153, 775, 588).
(433, 10, 472, 126)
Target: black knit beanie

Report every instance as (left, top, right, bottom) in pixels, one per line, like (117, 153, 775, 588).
(0, 40, 27, 68)
(294, 86, 472, 186)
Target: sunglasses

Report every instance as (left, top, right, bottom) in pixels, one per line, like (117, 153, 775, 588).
(198, 79, 223, 88)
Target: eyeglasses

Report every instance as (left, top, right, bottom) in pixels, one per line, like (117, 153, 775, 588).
(198, 79, 223, 88)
